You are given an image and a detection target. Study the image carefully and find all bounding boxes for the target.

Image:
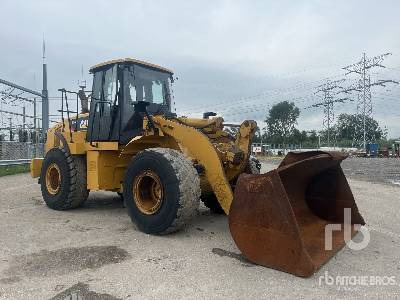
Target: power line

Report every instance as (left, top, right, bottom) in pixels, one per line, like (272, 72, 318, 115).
(304, 79, 352, 146)
(177, 72, 347, 115)
(0, 89, 36, 104)
(342, 52, 399, 148)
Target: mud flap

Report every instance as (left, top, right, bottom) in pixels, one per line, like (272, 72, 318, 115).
(228, 151, 365, 277)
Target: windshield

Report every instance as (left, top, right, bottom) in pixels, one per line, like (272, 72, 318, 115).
(123, 64, 171, 106)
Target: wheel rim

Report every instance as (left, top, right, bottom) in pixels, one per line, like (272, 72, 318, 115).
(133, 170, 164, 215)
(45, 163, 61, 195)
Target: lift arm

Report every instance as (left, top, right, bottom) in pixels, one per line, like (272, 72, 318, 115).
(153, 116, 234, 214)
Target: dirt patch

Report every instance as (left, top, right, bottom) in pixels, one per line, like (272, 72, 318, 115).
(83, 196, 123, 210)
(212, 248, 254, 267)
(31, 196, 44, 206)
(144, 255, 186, 271)
(0, 276, 21, 284)
(50, 282, 121, 300)
(3, 246, 129, 278)
(117, 226, 132, 233)
(69, 224, 101, 233)
(145, 255, 170, 265)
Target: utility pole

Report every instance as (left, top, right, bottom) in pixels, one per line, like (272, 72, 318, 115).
(42, 37, 49, 137)
(22, 105, 26, 142)
(8, 118, 12, 141)
(22, 106, 26, 131)
(33, 97, 37, 145)
(343, 52, 399, 149)
(307, 79, 350, 147)
(33, 98, 37, 131)
(33, 98, 37, 156)
(260, 127, 267, 155)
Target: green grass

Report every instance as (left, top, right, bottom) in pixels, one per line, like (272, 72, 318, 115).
(0, 164, 30, 177)
(257, 156, 283, 162)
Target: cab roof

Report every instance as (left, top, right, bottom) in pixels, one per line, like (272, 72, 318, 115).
(89, 58, 173, 74)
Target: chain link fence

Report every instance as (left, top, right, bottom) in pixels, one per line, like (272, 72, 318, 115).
(0, 141, 44, 160)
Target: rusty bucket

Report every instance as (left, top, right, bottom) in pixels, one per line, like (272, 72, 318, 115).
(229, 151, 365, 277)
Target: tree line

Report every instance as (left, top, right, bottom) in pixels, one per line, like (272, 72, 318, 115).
(253, 101, 395, 149)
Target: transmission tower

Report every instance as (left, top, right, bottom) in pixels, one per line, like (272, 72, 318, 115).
(343, 52, 398, 148)
(306, 79, 350, 146)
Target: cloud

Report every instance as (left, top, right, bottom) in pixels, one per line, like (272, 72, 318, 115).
(0, 0, 399, 137)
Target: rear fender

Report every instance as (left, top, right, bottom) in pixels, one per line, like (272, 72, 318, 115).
(30, 158, 43, 178)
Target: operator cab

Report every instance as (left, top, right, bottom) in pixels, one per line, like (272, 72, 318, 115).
(87, 58, 173, 144)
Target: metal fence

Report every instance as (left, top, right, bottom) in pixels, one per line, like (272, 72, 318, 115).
(0, 141, 44, 160)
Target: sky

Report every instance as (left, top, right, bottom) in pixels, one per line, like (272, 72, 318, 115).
(1, 0, 400, 138)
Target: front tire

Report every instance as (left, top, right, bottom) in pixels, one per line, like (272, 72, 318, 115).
(123, 148, 201, 234)
(40, 148, 89, 210)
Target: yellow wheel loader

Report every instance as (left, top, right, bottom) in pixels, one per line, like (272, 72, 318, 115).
(30, 58, 364, 277)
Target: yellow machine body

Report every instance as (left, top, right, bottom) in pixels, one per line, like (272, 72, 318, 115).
(31, 58, 365, 278)
(31, 114, 256, 214)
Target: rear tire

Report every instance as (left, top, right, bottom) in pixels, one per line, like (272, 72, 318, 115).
(40, 148, 89, 210)
(123, 148, 200, 234)
(201, 193, 225, 214)
(245, 156, 261, 174)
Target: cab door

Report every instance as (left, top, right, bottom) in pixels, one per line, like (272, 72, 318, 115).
(87, 65, 120, 142)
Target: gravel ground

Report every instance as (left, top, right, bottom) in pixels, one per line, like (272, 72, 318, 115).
(261, 157, 400, 187)
(0, 161, 399, 299)
(341, 158, 400, 186)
